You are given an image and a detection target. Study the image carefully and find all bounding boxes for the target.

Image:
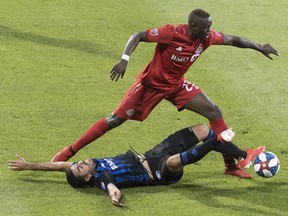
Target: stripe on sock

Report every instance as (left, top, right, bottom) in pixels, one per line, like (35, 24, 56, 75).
(180, 152, 189, 165)
(203, 129, 215, 142)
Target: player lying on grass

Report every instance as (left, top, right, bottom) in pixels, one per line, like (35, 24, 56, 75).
(8, 125, 264, 207)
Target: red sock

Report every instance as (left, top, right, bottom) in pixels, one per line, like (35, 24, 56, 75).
(210, 118, 236, 167)
(209, 118, 228, 134)
(71, 118, 109, 152)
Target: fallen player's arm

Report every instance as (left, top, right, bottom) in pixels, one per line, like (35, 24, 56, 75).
(7, 154, 72, 172)
(97, 171, 124, 207)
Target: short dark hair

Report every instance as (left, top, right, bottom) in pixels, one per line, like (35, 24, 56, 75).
(188, 9, 210, 23)
(66, 169, 94, 188)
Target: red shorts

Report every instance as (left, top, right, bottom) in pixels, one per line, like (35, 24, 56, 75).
(113, 79, 201, 121)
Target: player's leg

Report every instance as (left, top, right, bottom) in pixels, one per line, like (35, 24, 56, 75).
(145, 124, 213, 183)
(154, 124, 212, 173)
(215, 129, 265, 169)
(167, 79, 251, 178)
(70, 113, 126, 152)
(51, 113, 126, 162)
(182, 92, 234, 166)
(51, 81, 142, 162)
(182, 91, 227, 131)
(166, 132, 263, 173)
(166, 80, 227, 133)
(162, 136, 221, 175)
(144, 124, 213, 161)
(183, 93, 253, 177)
(52, 81, 164, 162)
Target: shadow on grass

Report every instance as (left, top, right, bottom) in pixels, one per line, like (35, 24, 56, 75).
(17, 171, 67, 185)
(0, 24, 119, 59)
(74, 177, 287, 215)
(20, 177, 67, 186)
(15, 169, 287, 214)
(168, 180, 287, 216)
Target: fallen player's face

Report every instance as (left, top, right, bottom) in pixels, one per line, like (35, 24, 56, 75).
(70, 158, 96, 178)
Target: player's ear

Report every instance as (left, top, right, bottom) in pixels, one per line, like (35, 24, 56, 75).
(190, 23, 198, 32)
(85, 174, 92, 182)
(188, 22, 195, 28)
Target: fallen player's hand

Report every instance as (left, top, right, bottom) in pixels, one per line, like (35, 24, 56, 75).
(107, 183, 124, 207)
(7, 154, 27, 171)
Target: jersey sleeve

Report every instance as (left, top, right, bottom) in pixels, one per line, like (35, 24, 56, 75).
(146, 24, 175, 44)
(95, 171, 117, 191)
(208, 30, 224, 45)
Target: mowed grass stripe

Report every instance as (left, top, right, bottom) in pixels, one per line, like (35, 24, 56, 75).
(1, 1, 287, 215)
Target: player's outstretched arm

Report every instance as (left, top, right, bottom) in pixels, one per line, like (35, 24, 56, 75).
(110, 31, 148, 81)
(222, 34, 279, 60)
(107, 183, 124, 207)
(7, 154, 72, 172)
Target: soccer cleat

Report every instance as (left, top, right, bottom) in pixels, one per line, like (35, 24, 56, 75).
(239, 146, 265, 169)
(217, 128, 235, 143)
(224, 164, 253, 178)
(51, 146, 76, 162)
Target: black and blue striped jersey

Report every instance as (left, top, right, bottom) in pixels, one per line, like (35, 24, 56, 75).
(91, 128, 198, 190)
(92, 150, 152, 191)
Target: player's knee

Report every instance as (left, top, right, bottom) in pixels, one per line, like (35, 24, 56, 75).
(190, 123, 210, 141)
(166, 155, 183, 172)
(207, 105, 223, 120)
(161, 158, 183, 181)
(106, 113, 126, 129)
(198, 124, 210, 140)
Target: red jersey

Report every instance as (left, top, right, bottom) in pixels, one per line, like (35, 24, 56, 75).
(137, 24, 224, 91)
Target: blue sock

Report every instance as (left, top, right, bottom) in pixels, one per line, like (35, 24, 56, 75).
(180, 149, 198, 165)
(203, 128, 216, 142)
(180, 138, 215, 165)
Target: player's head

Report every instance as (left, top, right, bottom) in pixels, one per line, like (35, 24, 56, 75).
(66, 159, 96, 188)
(188, 9, 212, 41)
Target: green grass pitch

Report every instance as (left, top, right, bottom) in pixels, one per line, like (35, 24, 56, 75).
(1, 0, 288, 215)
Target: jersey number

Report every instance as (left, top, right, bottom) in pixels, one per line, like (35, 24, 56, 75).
(182, 80, 199, 92)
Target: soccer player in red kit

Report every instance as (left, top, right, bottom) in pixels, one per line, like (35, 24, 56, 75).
(52, 9, 278, 178)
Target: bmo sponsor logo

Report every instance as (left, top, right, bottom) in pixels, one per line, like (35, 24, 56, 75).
(171, 44, 203, 63)
(171, 53, 200, 63)
(171, 55, 190, 62)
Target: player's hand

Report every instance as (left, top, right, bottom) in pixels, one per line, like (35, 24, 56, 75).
(260, 44, 279, 60)
(7, 154, 28, 171)
(107, 183, 124, 207)
(110, 60, 128, 82)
